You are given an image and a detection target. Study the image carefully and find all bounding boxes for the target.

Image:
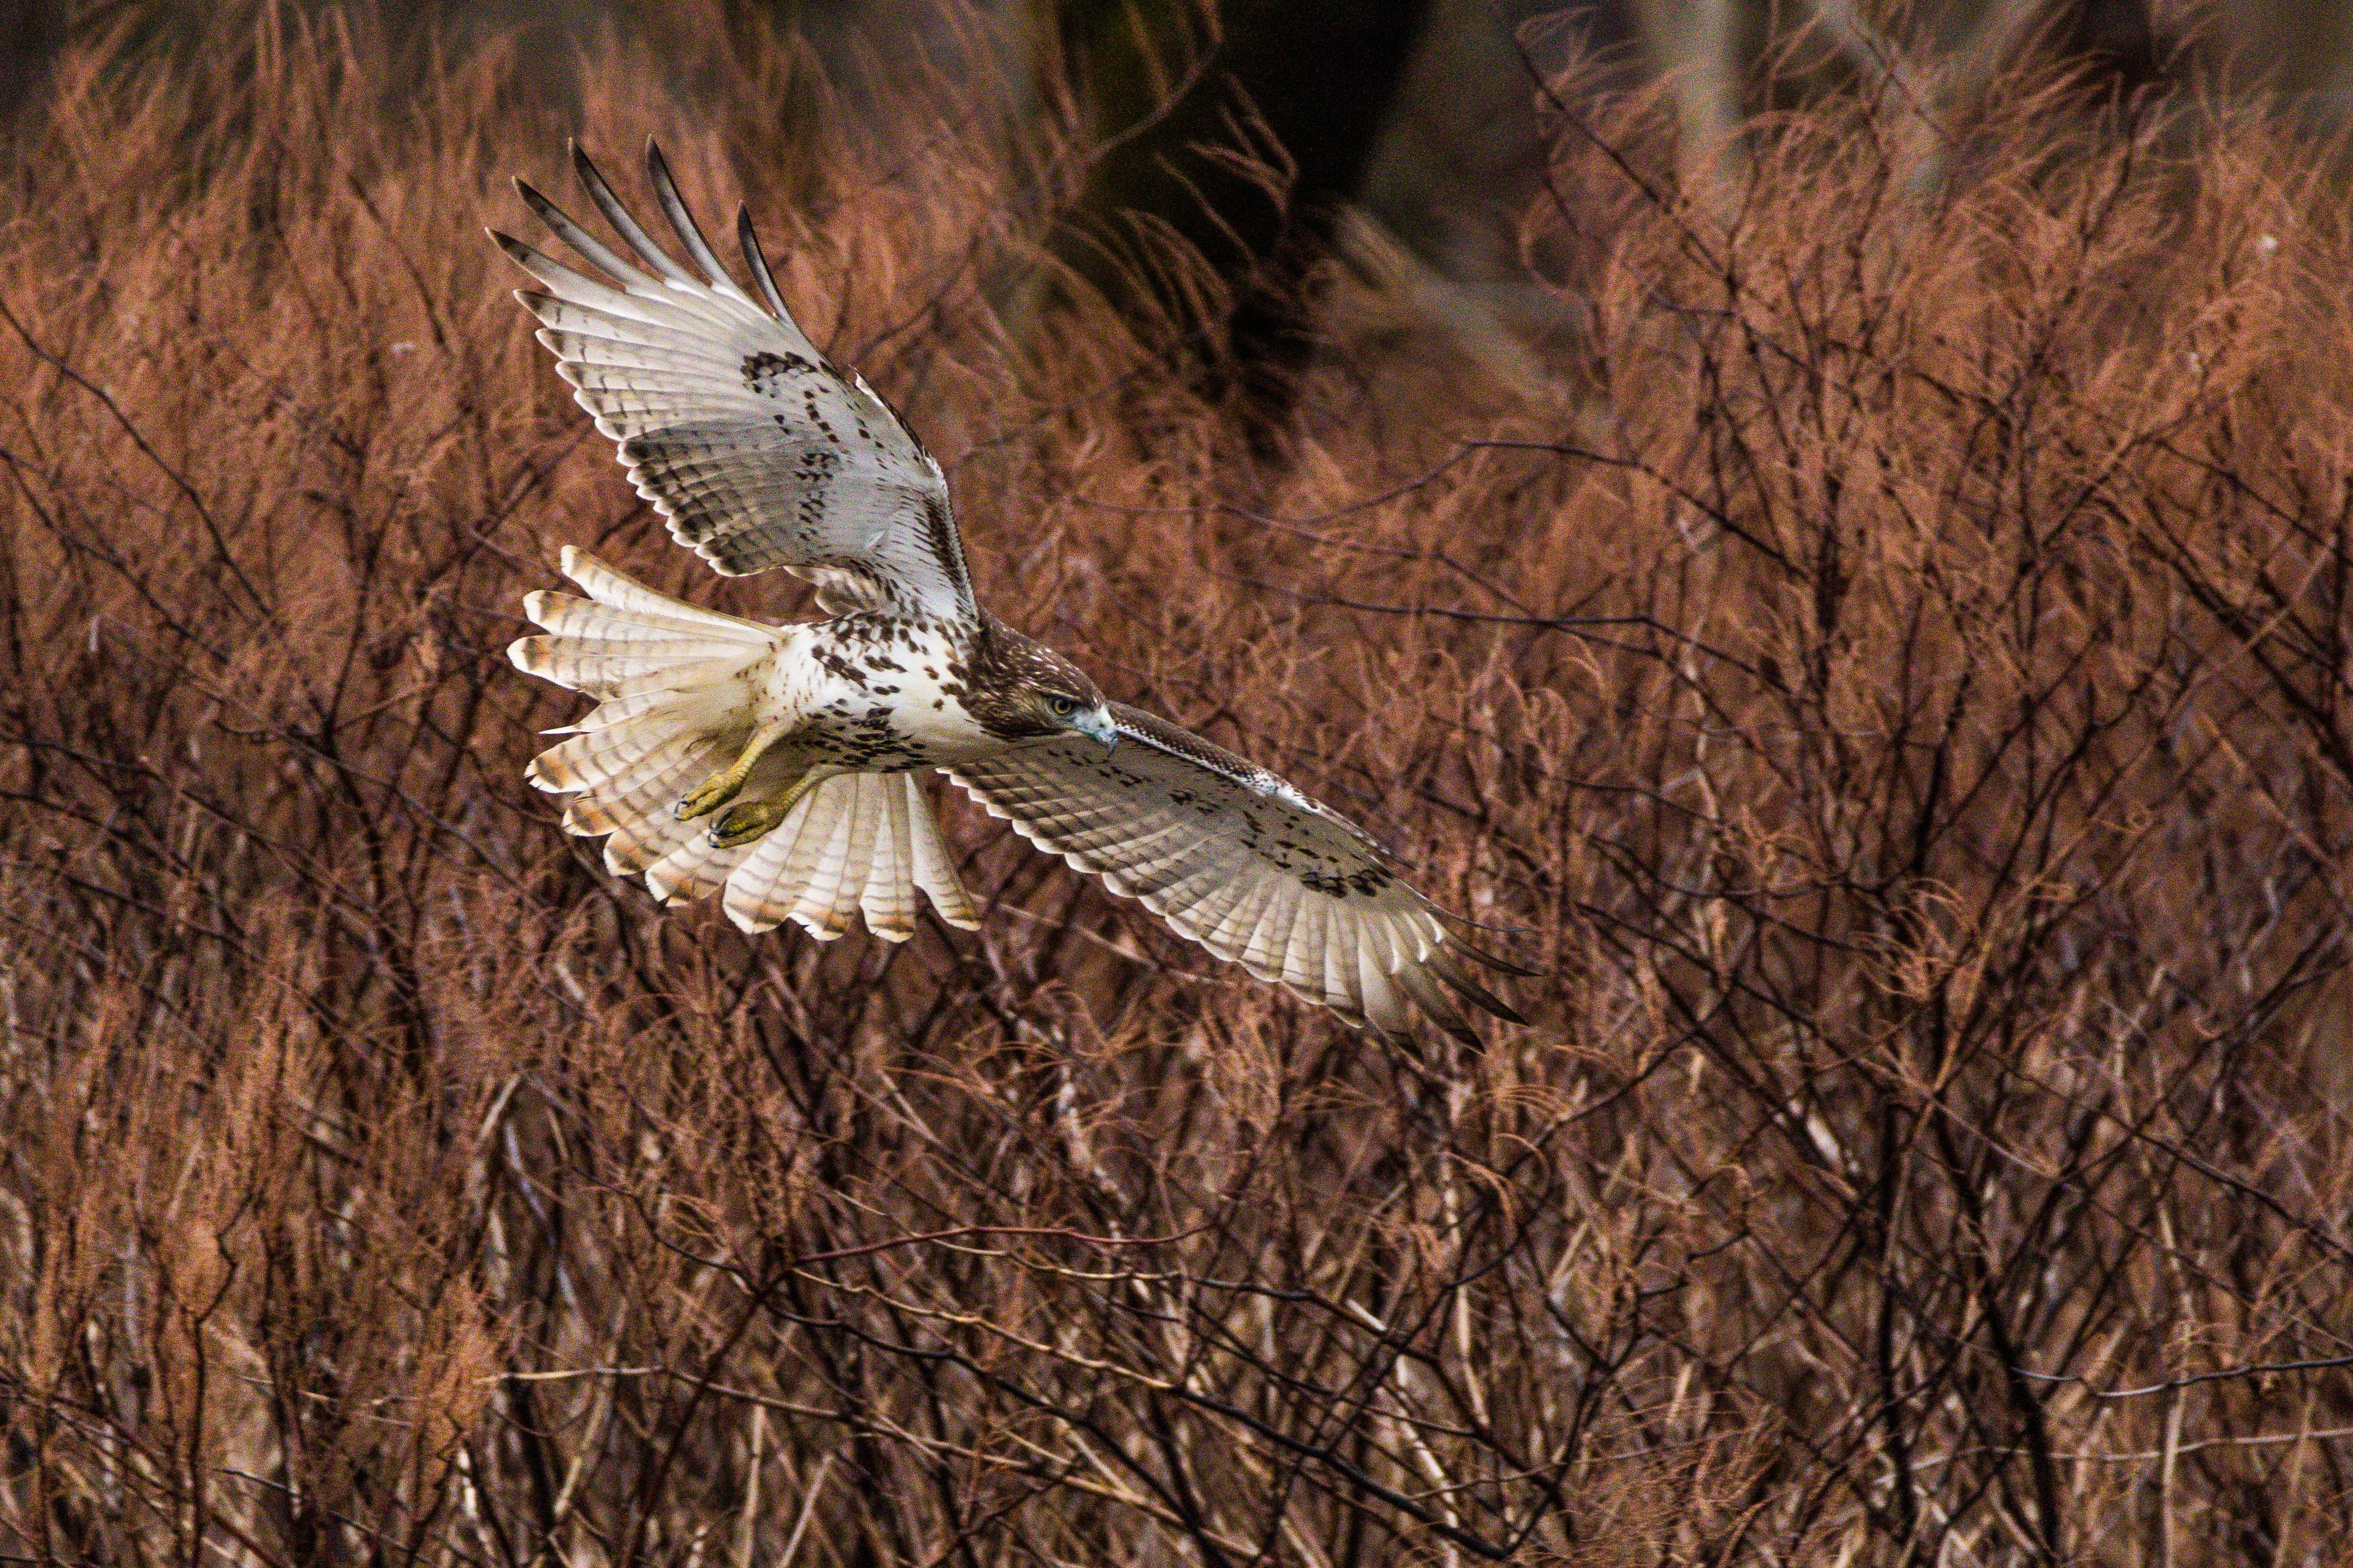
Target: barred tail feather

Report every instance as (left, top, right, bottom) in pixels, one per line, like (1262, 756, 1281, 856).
(511, 551, 774, 856)
(904, 776, 981, 931)
(720, 773, 976, 940)
(513, 548, 762, 882)
(641, 828, 755, 907)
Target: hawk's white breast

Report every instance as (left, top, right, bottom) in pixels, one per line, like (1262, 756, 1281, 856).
(801, 615, 995, 766)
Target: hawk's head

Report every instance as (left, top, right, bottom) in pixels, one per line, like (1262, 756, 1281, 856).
(964, 621, 1119, 754)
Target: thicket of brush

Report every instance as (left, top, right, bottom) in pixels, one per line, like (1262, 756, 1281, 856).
(3, 6, 2351, 1564)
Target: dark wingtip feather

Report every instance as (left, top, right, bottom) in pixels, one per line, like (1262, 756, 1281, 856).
(569, 137, 694, 285)
(737, 201, 792, 321)
(1429, 1014, 1483, 1048)
(568, 139, 610, 207)
(513, 176, 561, 230)
(643, 137, 732, 288)
(518, 171, 650, 285)
(1396, 960, 1482, 1046)
(1454, 932, 1539, 978)
(1430, 949, 1528, 1025)
(1477, 996, 1531, 1028)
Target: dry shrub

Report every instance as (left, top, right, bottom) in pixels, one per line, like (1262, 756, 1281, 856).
(2, 6, 2350, 1565)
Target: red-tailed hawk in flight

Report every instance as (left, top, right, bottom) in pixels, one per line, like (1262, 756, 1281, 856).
(498, 143, 1524, 1042)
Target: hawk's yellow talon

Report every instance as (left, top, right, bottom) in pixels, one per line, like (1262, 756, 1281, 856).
(676, 721, 794, 821)
(675, 767, 747, 821)
(706, 766, 835, 848)
(710, 796, 791, 847)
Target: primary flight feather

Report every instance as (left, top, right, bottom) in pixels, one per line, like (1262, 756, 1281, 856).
(499, 141, 1523, 1042)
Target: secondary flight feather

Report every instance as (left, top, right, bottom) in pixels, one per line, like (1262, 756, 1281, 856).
(498, 140, 1524, 1042)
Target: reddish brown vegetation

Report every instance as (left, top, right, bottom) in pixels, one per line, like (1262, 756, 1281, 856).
(2, 8, 2350, 1564)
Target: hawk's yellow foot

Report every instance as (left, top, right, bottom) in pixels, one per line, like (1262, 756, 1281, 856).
(676, 722, 794, 822)
(708, 796, 791, 847)
(707, 765, 839, 848)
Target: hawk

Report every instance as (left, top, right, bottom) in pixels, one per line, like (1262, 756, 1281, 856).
(498, 142, 1524, 1042)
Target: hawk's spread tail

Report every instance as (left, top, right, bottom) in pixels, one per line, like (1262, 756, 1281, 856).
(509, 547, 979, 940)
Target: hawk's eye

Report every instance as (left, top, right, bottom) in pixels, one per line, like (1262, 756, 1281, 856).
(1047, 695, 1077, 717)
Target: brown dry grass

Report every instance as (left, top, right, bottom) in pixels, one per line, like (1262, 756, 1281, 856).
(3, 6, 2351, 1564)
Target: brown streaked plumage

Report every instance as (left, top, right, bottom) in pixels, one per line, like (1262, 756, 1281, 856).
(498, 139, 1526, 1042)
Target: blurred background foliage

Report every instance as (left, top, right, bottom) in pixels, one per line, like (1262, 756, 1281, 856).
(5, 4, 2353, 1565)
(6, 0, 2352, 427)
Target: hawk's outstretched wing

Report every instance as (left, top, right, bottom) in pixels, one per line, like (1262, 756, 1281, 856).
(493, 142, 974, 621)
(948, 706, 1525, 1043)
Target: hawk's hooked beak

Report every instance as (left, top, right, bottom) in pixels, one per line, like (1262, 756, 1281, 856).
(1075, 705, 1120, 756)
